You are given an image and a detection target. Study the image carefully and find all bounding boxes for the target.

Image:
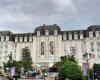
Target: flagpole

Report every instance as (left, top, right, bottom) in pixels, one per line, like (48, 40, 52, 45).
(91, 52, 95, 80)
(87, 59, 89, 80)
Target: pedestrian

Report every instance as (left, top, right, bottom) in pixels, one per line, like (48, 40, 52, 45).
(9, 76, 13, 80)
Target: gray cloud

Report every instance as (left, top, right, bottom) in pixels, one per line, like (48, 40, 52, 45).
(0, 0, 100, 33)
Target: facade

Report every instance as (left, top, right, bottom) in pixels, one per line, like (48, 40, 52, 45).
(0, 24, 100, 68)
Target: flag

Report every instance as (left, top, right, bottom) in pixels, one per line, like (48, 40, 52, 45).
(82, 63, 89, 76)
(10, 67, 16, 76)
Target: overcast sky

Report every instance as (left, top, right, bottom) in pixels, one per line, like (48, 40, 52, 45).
(0, 0, 100, 33)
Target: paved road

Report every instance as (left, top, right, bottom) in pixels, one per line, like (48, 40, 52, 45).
(0, 76, 54, 80)
(18, 78, 43, 80)
(18, 77, 55, 80)
(18, 79, 35, 80)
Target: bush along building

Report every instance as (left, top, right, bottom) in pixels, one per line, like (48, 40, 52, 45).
(0, 24, 100, 68)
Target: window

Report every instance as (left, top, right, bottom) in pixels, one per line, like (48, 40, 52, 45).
(22, 37, 24, 42)
(70, 47, 76, 56)
(4, 37, 6, 41)
(97, 43, 100, 52)
(4, 56, 7, 60)
(15, 44, 17, 48)
(54, 30, 58, 35)
(27, 37, 29, 42)
(18, 37, 20, 42)
(74, 32, 78, 40)
(14, 54, 16, 59)
(0, 51, 2, 54)
(89, 31, 93, 37)
(5, 51, 7, 54)
(69, 34, 72, 40)
(0, 56, 2, 60)
(37, 31, 40, 36)
(15, 49, 16, 53)
(5, 45, 8, 49)
(90, 41, 94, 51)
(41, 42, 45, 55)
(50, 41, 54, 54)
(0, 46, 3, 48)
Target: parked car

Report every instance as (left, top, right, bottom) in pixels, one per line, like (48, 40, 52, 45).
(36, 74, 44, 79)
(26, 70, 37, 77)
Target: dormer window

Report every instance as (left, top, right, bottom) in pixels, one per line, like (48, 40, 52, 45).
(4, 37, 6, 41)
(80, 31, 83, 39)
(45, 30, 49, 35)
(1, 36, 4, 41)
(54, 30, 58, 35)
(15, 37, 18, 42)
(89, 31, 93, 37)
(6, 36, 9, 41)
(74, 32, 78, 40)
(20, 37, 23, 42)
(69, 32, 72, 40)
(96, 31, 99, 37)
(63, 32, 66, 40)
(24, 37, 27, 42)
(70, 47, 76, 56)
(37, 31, 40, 36)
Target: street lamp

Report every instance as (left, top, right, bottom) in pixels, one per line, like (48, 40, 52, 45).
(21, 67, 24, 77)
(6, 67, 10, 77)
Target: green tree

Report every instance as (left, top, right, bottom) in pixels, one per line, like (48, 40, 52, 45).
(93, 63, 100, 69)
(55, 55, 77, 67)
(21, 47, 33, 72)
(93, 63, 100, 79)
(56, 55, 83, 80)
(89, 68, 93, 79)
(58, 61, 83, 80)
(3, 53, 22, 74)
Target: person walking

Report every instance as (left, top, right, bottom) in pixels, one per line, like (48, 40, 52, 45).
(9, 76, 13, 80)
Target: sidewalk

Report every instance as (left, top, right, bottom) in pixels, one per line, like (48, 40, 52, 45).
(18, 77, 56, 80)
(45, 77, 55, 80)
(0, 76, 8, 80)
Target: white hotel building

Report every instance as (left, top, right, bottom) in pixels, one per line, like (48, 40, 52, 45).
(0, 24, 100, 68)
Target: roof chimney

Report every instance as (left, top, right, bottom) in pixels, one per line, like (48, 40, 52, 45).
(43, 24, 45, 26)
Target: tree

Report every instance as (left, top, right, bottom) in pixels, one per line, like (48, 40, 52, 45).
(21, 47, 33, 72)
(93, 63, 100, 79)
(89, 68, 93, 80)
(59, 61, 83, 80)
(3, 53, 22, 75)
(55, 55, 77, 67)
(56, 55, 83, 80)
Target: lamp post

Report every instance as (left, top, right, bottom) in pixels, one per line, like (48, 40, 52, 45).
(6, 67, 10, 77)
(21, 67, 24, 78)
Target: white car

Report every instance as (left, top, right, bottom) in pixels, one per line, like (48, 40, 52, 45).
(36, 74, 44, 79)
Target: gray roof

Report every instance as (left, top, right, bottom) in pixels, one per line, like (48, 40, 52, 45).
(0, 31, 12, 36)
(87, 25, 100, 31)
(34, 24, 61, 35)
(0, 25, 100, 41)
